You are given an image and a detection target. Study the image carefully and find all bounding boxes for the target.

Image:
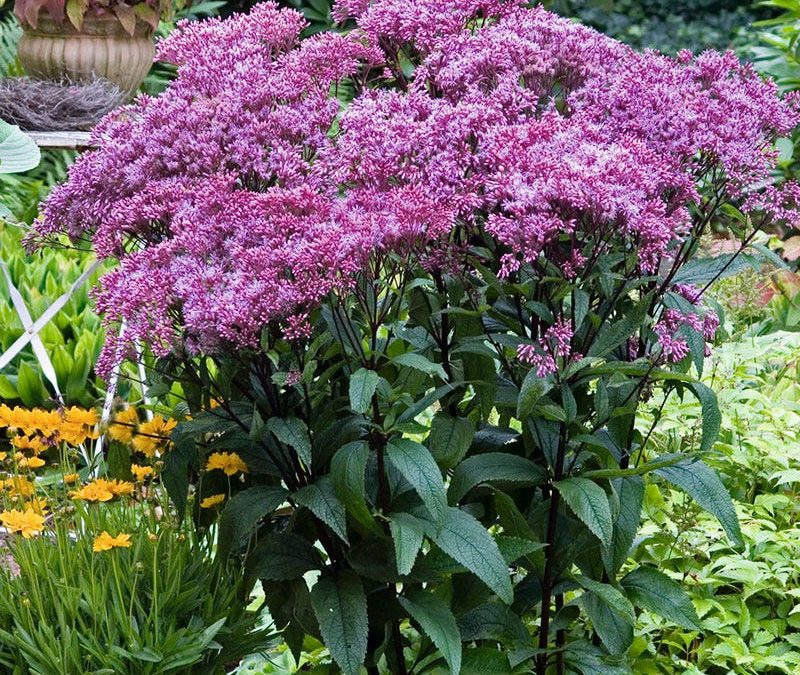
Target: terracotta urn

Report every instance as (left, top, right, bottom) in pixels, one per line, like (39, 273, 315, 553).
(17, 13, 155, 99)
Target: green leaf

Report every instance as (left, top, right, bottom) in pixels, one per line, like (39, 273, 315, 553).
(386, 438, 447, 523)
(217, 486, 287, 556)
(389, 512, 425, 576)
(673, 254, 755, 286)
(267, 417, 312, 468)
(392, 352, 448, 379)
(516, 370, 552, 420)
(457, 603, 529, 643)
(654, 457, 743, 548)
(330, 441, 378, 532)
(602, 476, 644, 576)
(555, 477, 613, 548)
(349, 368, 379, 414)
(687, 382, 721, 453)
(294, 477, 349, 543)
(621, 567, 701, 630)
(578, 577, 635, 656)
(448, 453, 545, 503)
(461, 648, 512, 674)
(310, 571, 368, 675)
(16, 362, 44, 408)
(425, 507, 513, 604)
(428, 412, 474, 470)
(246, 532, 323, 581)
(588, 297, 650, 358)
(0, 121, 40, 174)
(399, 590, 462, 675)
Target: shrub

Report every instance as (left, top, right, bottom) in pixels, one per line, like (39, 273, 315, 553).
(36, 1, 800, 672)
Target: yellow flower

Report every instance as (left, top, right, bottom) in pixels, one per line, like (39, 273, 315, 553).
(200, 493, 226, 509)
(132, 415, 177, 457)
(0, 508, 44, 538)
(0, 452, 7, 462)
(11, 435, 48, 454)
(205, 452, 248, 476)
(108, 406, 139, 443)
(17, 456, 45, 469)
(96, 478, 134, 497)
(70, 481, 114, 502)
(130, 464, 154, 482)
(63, 472, 79, 484)
(1, 477, 35, 498)
(92, 531, 132, 552)
(23, 497, 48, 515)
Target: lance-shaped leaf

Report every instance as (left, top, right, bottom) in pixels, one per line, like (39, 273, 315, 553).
(349, 368, 379, 414)
(386, 438, 447, 523)
(448, 452, 545, 503)
(389, 512, 425, 576)
(399, 590, 462, 675)
(555, 477, 613, 548)
(331, 441, 379, 532)
(294, 477, 349, 543)
(267, 417, 312, 468)
(621, 567, 701, 630)
(217, 485, 288, 556)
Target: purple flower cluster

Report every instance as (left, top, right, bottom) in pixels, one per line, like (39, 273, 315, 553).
(38, 0, 799, 374)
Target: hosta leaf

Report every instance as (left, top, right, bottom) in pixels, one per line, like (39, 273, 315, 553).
(621, 567, 701, 630)
(555, 477, 613, 547)
(448, 452, 545, 503)
(386, 438, 446, 523)
(0, 121, 40, 174)
(310, 571, 368, 675)
(399, 590, 461, 675)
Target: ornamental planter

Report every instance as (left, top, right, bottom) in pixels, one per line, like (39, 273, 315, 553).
(17, 13, 154, 99)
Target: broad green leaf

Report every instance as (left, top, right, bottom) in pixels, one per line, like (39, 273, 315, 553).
(425, 506, 513, 604)
(621, 567, 701, 630)
(461, 648, 513, 674)
(654, 457, 743, 548)
(310, 571, 368, 675)
(516, 370, 552, 420)
(389, 512, 425, 576)
(294, 477, 349, 543)
(386, 438, 447, 523)
(448, 453, 545, 503)
(330, 441, 378, 532)
(457, 603, 528, 643)
(392, 352, 448, 379)
(399, 590, 461, 675)
(579, 577, 635, 656)
(588, 297, 650, 358)
(16, 362, 44, 408)
(428, 412, 474, 469)
(0, 121, 40, 174)
(602, 476, 644, 576)
(246, 532, 323, 581)
(217, 486, 287, 556)
(555, 477, 613, 547)
(349, 368, 379, 414)
(267, 417, 312, 468)
(687, 382, 721, 453)
(673, 254, 755, 286)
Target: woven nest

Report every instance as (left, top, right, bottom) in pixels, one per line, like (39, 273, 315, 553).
(0, 77, 124, 131)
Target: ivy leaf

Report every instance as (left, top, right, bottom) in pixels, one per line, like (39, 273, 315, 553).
(399, 590, 462, 675)
(389, 512, 425, 576)
(217, 486, 287, 557)
(246, 532, 323, 581)
(267, 417, 312, 468)
(294, 477, 349, 543)
(331, 441, 379, 533)
(349, 368, 379, 414)
(448, 453, 545, 503)
(654, 457, 743, 548)
(310, 571, 368, 675)
(555, 477, 613, 548)
(386, 438, 447, 524)
(424, 506, 513, 604)
(428, 412, 474, 470)
(621, 567, 702, 630)
(516, 370, 552, 420)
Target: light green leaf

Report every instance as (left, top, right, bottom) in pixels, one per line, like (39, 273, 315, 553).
(349, 368, 379, 414)
(294, 477, 349, 543)
(399, 590, 462, 675)
(389, 512, 425, 576)
(0, 121, 40, 174)
(386, 438, 447, 523)
(310, 571, 368, 675)
(425, 506, 513, 604)
(448, 453, 545, 503)
(555, 477, 613, 547)
(621, 567, 701, 630)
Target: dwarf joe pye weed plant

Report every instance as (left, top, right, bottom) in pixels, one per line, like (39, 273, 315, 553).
(33, 0, 800, 672)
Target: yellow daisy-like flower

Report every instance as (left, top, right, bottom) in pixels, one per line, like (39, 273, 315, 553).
(0, 452, 7, 462)
(200, 493, 226, 509)
(63, 472, 79, 484)
(1, 477, 35, 498)
(70, 481, 114, 502)
(17, 456, 45, 470)
(205, 452, 248, 476)
(108, 406, 139, 443)
(92, 531, 132, 552)
(130, 464, 154, 482)
(0, 508, 44, 538)
(97, 478, 134, 497)
(132, 415, 177, 457)
(23, 497, 48, 515)
(11, 435, 48, 454)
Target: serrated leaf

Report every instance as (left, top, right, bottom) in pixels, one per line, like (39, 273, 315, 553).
(294, 477, 349, 543)
(246, 532, 323, 581)
(588, 297, 650, 358)
(349, 368, 379, 414)
(389, 512, 424, 576)
(687, 382, 721, 453)
(602, 476, 644, 576)
(555, 477, 613, 547)
(425, 506, 513, 604)
(448, 452, 545, 503)
(578, 577, 635, 656)
(516, 370, 552, 420)
(654, 457, 743, 548)
(330, 441, 378, 532)
(386, 438, 446, 523)
(399, 590, 461, 675)
(457, 603, 529, 643)
(267, 417, 312, 468)
(428, 412, 474, 470)
(392, 352, 447, 379)
(310, 571, 368, 675)
(621, 567, 701, 630)
(217, 486, 287, 556)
